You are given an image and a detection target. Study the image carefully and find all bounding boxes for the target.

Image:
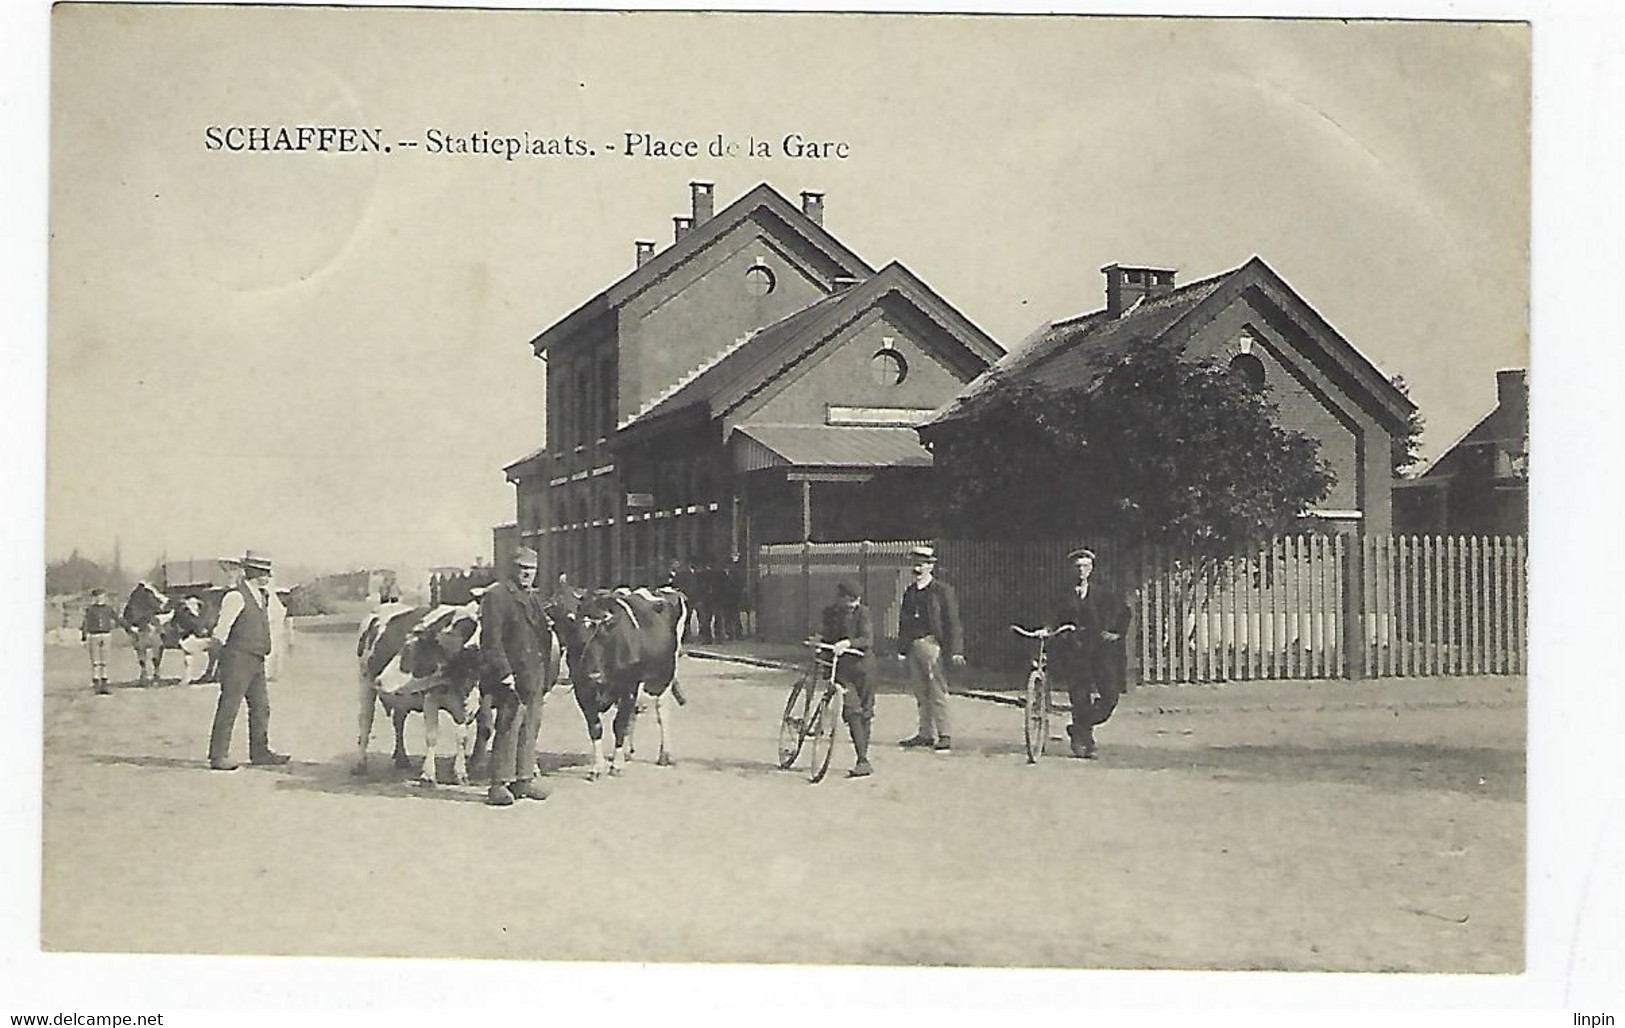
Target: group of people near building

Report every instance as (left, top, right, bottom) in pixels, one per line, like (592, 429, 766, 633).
(817, 543, 1132, 777)
(79, 540, 1129, 783)
(664, 556, 751, 643)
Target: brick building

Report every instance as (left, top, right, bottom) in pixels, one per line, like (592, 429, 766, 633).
(924, 257, 1417, 536)
(1394, 369, 1528, 536)
(504, 182, 1003, 585)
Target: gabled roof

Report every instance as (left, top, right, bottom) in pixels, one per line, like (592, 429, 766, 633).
(926, 256, 1416, 432)
(1417, 372, 1528, 478)
(528, 183, 876, 356)
(616, 261, 1005, 438)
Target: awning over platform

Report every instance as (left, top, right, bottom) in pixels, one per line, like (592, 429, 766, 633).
(731, 424, 933, 473)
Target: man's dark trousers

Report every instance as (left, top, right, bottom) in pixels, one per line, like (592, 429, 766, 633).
(1066, 652, 1123, 732)
(488, 675, 545, 784)
(210, 648, 272, 762)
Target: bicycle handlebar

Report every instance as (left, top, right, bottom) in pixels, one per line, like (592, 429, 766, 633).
(806, 640, 866, 657)
(1010, 623, 1076, 640)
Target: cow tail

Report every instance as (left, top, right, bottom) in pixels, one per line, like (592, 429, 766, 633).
(672, 593, 690, 706)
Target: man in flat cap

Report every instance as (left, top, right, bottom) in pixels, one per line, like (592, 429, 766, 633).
(1050, 547, 1132, 759)
(207, 549, 290, 770)
(820, 578, 876, 777)
(895, 544, 965, 752)
(478, 546, 553, 807)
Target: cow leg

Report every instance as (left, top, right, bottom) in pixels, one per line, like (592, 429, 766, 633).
(450, 710, 473, 787)
(653, 690, 675, 767)
(391, 706, 411, 768)
(610, 694, 637, 776)
(419, 700, 441, 786)
(576, 683, 609, 780)
(470, 692, 495, 779)
(353, 678, 378, 775)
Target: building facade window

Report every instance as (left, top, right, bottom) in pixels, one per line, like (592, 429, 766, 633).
(870, 348, 908, 386)
(1229, 352, 1266, 391)
(745, 264, 776, 297)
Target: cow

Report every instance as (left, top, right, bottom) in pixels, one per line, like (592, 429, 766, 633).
(353, 601, 492, 787)
(122, 581, 172, 684)
(567, 586, 690, 779)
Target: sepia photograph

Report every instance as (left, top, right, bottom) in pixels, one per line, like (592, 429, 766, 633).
(8, 0, 1622, 1016)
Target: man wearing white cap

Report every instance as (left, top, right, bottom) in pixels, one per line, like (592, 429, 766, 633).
(206, 549, 290, 771)
(894, 544, 965, 752)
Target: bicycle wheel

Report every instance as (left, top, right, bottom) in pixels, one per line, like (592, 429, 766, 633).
(1024, 669, 1048, 763)
(807, 687, 843, 783)
(777, 675, 814, 769)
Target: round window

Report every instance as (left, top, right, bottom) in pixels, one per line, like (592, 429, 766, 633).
(1229, 352, 1266, 391)
(870, 348, 908, 387)
(745, 265, 776, 297)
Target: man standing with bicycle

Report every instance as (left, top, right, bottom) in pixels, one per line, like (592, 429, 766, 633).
(821, 579, 875, 778)
(895, 544, 965, 753)
(1051, 547, 1132, 759)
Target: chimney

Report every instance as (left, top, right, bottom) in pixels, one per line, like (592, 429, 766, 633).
(1102, 264, 1177, 318)
(1496, 368, 1527, 416)
(635, 240, 656, 268)
(800, 190, 824, 226)
(690, 181, 714, 224)
(673, 216, 693, 243)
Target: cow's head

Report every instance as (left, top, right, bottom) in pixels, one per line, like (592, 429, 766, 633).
(399, 606, 482, 692)
(543, 591, 588, 667)
(125, 581, 170, 621)
(570, 596, 636, 687)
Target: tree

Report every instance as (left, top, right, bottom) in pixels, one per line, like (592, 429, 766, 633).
(1388, 374, 1426, 477)
(45, 550, 129, 597)
(931, 339, 1335, 560)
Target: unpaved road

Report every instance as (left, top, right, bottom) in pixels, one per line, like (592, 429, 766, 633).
(41, 627, 1524, 970)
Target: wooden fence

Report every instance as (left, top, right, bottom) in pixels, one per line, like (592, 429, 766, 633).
(755, 540, 927, 654)
(1135, 537, 1348, 684)
(752, 534, 1527, 682)
(1359, 535, 1527, 678)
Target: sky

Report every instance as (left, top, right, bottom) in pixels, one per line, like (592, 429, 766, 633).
(44, 8, 1529, 578)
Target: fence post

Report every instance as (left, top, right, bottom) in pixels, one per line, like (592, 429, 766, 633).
(800, 539, 812, 640)
(859, 540, 871, 619)
(1342, 531, 1364, 679)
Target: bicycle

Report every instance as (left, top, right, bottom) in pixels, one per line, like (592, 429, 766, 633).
(1011, 623, 1075, 763)
(777, 640, 862, 783)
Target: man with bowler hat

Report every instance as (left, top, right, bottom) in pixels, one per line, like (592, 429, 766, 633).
(1050, 547, 1132, 758)
(895, 544, 965, 752)
(207, 549, 290, 770)
(820, 579, 875, 778)
(479, 546, 552, 807)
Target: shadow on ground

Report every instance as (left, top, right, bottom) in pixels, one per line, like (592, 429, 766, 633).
(1096, 741, 1524, 799)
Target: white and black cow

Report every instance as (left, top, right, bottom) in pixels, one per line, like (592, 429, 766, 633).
(353, 602, 492, 786)
(565, 586, 690, 779)
(122, 581, 173, 684)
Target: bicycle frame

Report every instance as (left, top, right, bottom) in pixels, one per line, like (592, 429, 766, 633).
(778, 640, 864, 781)
(1011, 624, 1074, 762)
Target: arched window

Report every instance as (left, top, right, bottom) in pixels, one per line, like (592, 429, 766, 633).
(1229, 352, 1266, 391)
(870, 347, 908, 387)
(745, 264, 776, 297)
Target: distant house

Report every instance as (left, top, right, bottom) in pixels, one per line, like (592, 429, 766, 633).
(922, 258, 1419, 536)
(1394, 369, 1528, 536)
(504, 182, 1003, 586)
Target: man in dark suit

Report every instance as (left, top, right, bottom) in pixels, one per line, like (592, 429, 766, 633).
(895, 544, 966, 752)
(820, 579, 875, 778)
(1051, 547, 1132, 759)
(479, 546, 554, 807)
